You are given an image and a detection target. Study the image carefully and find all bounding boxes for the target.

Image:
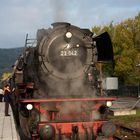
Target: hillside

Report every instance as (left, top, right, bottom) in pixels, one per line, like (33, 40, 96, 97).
(0, 48, 23, 77)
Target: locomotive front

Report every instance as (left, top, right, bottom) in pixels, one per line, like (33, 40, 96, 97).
(11, 22, 117, 140)
(34, 22, 98, 98)
(37, 23, 95, 79)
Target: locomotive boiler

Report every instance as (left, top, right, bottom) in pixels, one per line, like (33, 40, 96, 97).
(10, 22, 117, 140)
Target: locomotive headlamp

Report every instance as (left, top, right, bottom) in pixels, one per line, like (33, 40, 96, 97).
(66, 32, 72, 38)
(76, 44, 80, 47)
(26, 104, 33, 110)
(39, 125, 55, 140)
(106, 101, 112, 107)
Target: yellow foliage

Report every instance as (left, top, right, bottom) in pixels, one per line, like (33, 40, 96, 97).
(1, 72, 11, 81)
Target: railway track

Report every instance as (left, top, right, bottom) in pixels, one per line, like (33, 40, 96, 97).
(113, 124, 140, 140)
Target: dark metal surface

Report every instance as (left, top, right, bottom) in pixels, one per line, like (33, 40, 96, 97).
(38, 23, 93, 79)
(101, 122, 116, 137)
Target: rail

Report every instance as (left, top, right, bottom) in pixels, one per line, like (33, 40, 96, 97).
(114, 124, 140, 140)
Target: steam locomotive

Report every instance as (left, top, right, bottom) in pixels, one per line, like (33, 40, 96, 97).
(10, 22, 117, 140)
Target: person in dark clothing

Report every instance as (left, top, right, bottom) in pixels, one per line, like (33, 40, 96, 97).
(0, 88, 4, 102)
(4, 84, 11, 116)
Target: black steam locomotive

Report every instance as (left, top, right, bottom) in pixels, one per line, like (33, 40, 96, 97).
(10, 22, 116, 140)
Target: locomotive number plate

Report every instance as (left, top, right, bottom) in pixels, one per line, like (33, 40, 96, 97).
(60, 50, 78, 56)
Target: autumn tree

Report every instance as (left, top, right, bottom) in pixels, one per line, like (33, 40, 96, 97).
(0, 72, 11, 86)
(92, 12, 140, 85)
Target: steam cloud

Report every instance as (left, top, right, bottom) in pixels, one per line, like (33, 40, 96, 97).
(38, 57, 97, 98)
(49, 0, 67, 22)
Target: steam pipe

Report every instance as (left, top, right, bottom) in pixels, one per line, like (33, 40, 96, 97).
(58, 128, 62, 140)
(83, 127, 89, 140)
(89, 127, 94, 140)
(75, 134, 80, 140)
(71, 126, 79, 140)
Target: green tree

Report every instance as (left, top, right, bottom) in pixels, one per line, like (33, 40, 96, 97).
(92, 12, 140, 85)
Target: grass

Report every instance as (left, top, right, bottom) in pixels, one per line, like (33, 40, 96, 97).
(136, 108, 140, 116)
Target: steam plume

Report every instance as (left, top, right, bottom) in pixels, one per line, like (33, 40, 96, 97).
(49, 0, 67, 22)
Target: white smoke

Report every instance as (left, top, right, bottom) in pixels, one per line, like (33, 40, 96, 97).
(49, 0, 67, 22)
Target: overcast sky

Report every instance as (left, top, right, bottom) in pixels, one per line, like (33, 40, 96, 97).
(0, 0, 140, 48)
